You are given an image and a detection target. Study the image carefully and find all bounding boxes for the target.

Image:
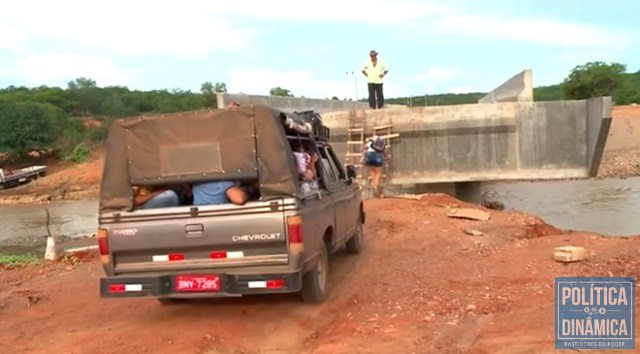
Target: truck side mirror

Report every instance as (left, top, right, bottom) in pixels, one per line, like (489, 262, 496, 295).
(346, 164, 356, 179)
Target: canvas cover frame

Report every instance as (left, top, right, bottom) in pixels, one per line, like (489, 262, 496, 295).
(98, 105, 306, 213)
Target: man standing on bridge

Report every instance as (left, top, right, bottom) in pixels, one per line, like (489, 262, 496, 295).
(361, 50, 388, 109)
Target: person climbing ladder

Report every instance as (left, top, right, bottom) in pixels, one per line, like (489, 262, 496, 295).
(361, 135, 387, 197)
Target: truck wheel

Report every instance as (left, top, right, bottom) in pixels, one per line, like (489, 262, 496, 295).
(345, 223, 364, 254)
(300, 244, 329, 303)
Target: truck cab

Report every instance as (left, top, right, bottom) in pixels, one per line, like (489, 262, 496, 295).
(98, 105, 365, 304)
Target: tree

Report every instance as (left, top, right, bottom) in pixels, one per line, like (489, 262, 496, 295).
(331, 96, 339, 100)
(201, 81, 227, 108)
(0, 102, 55, 155)
(67, 77, 97, 90)
(269, 86, 293, 97)
(562, 61, 627, 100)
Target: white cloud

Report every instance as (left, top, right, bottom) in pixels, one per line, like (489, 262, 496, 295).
(229, 69, 410, 100)
(0, 22, 30, 53)
(414, 66, 461, 81)
(214, 0, 450, 24)
(428, 14, 630, 49)
(1, 0, 260, 57)
(8, 54, 129, 87)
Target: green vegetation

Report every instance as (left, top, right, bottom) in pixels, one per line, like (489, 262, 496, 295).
(0, 77, 217, 161)
(388, 62, 640, 107)
(270, 86, 294, 97)
(0, 253, 41, 268)
(0, 61, 638, 162)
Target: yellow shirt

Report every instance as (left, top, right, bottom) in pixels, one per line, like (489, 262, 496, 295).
(362, 59, 388, 84)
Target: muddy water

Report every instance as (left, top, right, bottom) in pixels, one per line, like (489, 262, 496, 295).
(1, 176, 640, 250)
(481, 176, 640, 236)
(0, 199, 98, 245)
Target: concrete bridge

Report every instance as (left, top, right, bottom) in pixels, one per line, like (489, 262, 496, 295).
(217, 70, 613, 201)
(321, 70, 612, 201)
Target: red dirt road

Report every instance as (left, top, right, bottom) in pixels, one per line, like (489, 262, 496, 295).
(2, 194, 640, 354)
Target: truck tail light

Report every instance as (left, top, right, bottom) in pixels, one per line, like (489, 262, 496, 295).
(97, 228, 109, 264)
(287, 215, 304, 253)
(287, 215, 303, 244)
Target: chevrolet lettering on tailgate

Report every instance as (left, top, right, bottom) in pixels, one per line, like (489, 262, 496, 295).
(232, 233, 283, 242)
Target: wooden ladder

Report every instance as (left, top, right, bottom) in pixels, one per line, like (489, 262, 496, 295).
(371, 124, 399, 189)
(345, 110, 367, 185)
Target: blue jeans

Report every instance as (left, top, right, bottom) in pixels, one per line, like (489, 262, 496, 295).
(364, 151, 383, 167)
(139, 190, 180, 209)
(192, 180, 236, 205)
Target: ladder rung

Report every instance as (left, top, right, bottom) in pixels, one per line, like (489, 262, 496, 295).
(346, 153, 362, 156)
(377, 133, 400, 139)
(373, 124, 393, 130)
(348, 128, 364, 132)
(347, 141, 363, 144)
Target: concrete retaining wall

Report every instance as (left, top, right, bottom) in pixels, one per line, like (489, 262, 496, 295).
(322, 97, 612, 185)
(216, 93, 404, 113)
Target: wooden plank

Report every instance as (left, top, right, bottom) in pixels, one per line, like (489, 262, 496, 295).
(378, 133, 400, 139)
(347, 141, 363, 144)
(348, 128, 364, 132)
(373, 124, 393, 130)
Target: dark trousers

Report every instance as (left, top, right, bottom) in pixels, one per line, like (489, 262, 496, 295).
(367, 83, 384, 109)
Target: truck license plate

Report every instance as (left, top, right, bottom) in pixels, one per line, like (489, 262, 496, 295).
(175, 275, 220, 292)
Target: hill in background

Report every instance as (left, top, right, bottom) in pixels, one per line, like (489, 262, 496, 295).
(386, 71, 640, 107)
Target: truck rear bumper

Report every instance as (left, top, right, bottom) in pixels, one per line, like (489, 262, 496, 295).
(100, 270, 302, 299)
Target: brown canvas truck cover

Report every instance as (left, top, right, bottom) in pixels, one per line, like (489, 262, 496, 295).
(99, 105, 308, 213)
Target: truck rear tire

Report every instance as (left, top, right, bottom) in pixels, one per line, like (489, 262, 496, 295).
(345, 223, 364, 254)
(300, 244, 329, 303)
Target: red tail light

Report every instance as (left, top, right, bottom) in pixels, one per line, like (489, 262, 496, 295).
(109, 284, 125, 293)
(287, 216, 303, 243)
(97, 228, 109, 255)
(168, 253, 185, 261)
(266, 279, 285, 289)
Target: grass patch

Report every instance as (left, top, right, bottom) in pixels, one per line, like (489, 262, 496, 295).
(0, 253, 42, 268)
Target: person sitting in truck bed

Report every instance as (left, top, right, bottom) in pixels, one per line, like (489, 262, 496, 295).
(132, 185, 180, 209)
(191, 180, 250, 206)
(291, 140, 319, 181)
(290, 140, 320, 195)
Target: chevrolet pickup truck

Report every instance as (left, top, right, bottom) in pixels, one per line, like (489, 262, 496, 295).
(98, 105, 365, 304)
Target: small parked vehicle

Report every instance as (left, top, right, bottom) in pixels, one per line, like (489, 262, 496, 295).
(0, 165, 47, 190)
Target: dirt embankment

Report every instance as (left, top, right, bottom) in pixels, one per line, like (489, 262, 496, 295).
(2, 105, 640, 205)
(1, 194, 639, 353)
(0, 150, 102, 205)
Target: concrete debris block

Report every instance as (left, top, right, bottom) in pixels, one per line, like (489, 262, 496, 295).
(447, 208, 491, 221)
(554, 246, 587, 263)
(463, 229, 484, 236)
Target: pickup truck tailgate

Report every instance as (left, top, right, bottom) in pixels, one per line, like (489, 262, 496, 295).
(100, 199, 290, 275)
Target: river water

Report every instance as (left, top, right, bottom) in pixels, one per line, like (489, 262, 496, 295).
(0, 199, 98, 246)
(1, 176, 639, 250)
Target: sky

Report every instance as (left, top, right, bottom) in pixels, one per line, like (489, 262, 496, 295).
(1, 0, 639, 100)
